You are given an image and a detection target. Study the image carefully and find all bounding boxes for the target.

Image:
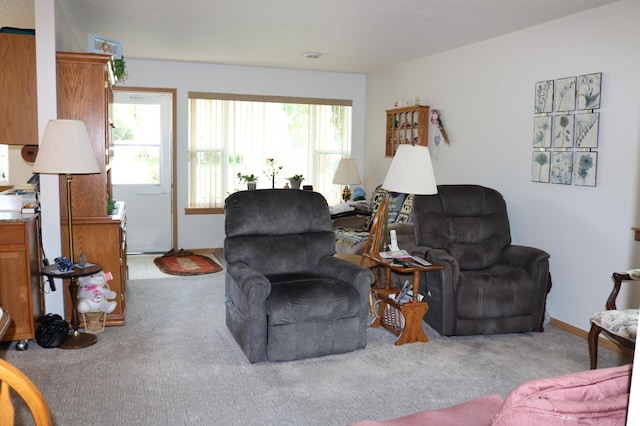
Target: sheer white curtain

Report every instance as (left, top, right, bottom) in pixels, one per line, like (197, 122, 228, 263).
(188, 94, 352, 208)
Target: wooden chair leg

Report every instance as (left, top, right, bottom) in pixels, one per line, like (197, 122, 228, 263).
(588, 323, 601, 370)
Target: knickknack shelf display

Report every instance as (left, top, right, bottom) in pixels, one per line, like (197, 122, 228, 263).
(531, 72, 601, 187)
(385, 105, 430, 157)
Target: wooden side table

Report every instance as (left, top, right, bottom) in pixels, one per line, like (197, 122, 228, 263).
(42, 263, 102, 349)
(364, 252, 443, 345)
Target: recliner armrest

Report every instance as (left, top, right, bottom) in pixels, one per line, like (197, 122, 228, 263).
(413, 246, 460, 284)
(226, 262, 271, 299)
(501, 245, 550, 274)
(413, 246, 458, 267)
(318, 256, 374, 295)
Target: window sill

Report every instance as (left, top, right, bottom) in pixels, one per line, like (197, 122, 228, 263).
(185, 207, 224, 215)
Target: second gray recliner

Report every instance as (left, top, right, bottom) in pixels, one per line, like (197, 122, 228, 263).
(412, 185, 550, 336)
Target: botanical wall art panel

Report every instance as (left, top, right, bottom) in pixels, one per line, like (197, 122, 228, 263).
(573, 151, 597, 187)
(574, 112, 599, 148)
(577, 72, 602, 110)
(531, 71, 601, 187)
(532, 151, 551, 183)
(533, 116, 552, 148)
(554, 76, 577, 112)
(534, 80, 554, 113)
(553, 115, 574, 148)
(550, 151, 574, 185)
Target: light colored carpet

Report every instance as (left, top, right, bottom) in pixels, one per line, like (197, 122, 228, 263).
(1, 271, 630, 426)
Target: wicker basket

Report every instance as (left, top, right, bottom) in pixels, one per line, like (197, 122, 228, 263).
(78, 282, 111, 334)
(82, 311, 107, 334)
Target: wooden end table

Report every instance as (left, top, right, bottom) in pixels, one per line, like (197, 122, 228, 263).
(42, 263, 103, 349)
(364, 253, 443, 345)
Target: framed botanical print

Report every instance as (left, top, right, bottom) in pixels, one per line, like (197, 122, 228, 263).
(573, 151, 598, 186)
(532, 151, 551, 183)
(533, 116, 552, 148)
(554, 76, 576, 112)
(574, 112, 599, 148)
(553, 115, 575, 148)
(534, 80, 554, 113)
(550, 151, 574, 185)
(577, 72, 602, 110)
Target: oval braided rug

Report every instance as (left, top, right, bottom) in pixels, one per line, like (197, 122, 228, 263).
(153, 250, 223, 276)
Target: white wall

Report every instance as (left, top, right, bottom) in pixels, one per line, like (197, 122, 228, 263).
(34, 0, 65, 315)
(121, 60, 366, 250)
(365, 0, 640, 330)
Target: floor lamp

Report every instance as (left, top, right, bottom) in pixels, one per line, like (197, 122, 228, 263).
(364, 143, 438, 253)
(332, 158, 361, 203)
(33, 119, 100, 348)
(361, 143, 438, 315)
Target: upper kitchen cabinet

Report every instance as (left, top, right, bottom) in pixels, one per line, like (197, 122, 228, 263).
(0, 33, 38, 146)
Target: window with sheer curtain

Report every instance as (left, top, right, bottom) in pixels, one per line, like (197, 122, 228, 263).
(187, 92, 352, 210)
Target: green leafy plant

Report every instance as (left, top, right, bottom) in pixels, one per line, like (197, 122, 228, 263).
(237, 173, 258, 183)
(288, 174, 304, 182)
(107, 199, 116, 215)
(113, 58, 128, 83)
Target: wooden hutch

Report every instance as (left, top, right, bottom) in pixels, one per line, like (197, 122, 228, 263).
(56, 52, 127, 326)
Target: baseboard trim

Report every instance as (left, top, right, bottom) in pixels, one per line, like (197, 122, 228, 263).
(549, 318, 634, 357)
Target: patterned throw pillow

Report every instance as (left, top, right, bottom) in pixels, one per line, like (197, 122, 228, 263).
(386, 192, 406, 223)
(365, 185, 408, 229)
(396, 194, 414, 223)
(365, 186, 388, 230)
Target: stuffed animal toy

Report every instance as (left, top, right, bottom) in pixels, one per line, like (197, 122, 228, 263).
(77, 271, 117, 314)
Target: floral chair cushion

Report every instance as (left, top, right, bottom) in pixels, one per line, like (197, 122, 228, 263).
(590, 308, 638, 341)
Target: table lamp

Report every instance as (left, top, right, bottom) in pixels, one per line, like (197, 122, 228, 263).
(33, 119, 100, 348)
(332, 158, 361, 202)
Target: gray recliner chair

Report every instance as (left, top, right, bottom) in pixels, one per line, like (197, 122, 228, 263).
(224, 189, 374, 363)
(412, 185, 550, 336)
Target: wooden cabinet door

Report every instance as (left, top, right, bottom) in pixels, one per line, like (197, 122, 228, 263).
(0, 33, 38, 146)
(62, 218, 126, 326)
(56, 52, 112, 219)
(0, 220, 40, 342)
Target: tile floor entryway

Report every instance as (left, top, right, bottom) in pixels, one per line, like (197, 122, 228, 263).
(126, 254, 169, 280)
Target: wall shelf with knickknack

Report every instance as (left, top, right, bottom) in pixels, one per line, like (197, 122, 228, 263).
(385, 105, 430, 157)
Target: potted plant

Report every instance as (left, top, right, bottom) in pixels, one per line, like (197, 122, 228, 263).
(288, 174, 304, 189)
(112, 58, 128, 84)
(237, 173, 258, 190)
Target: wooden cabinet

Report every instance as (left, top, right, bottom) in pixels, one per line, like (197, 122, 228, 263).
(56, 52, 114, 219)
(0, 215, 43, 342)
(0, 33, 38, 146)
(56, 52, 126, 326)
(61, 211, 127, 326)
(385, 105, 430, 157)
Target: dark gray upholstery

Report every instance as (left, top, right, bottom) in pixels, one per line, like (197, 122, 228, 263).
(412, 185, 550, 336)
(224, 189, 374, 363)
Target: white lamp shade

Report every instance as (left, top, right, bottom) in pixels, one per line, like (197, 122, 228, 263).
(332, 158, 361, 185)
(382, 144, 437, 195)
(33, 119, 100, 175)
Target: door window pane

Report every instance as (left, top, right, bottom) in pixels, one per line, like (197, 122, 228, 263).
(112, 103, 161, 185)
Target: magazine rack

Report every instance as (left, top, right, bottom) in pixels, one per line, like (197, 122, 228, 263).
(364, 252, 443, 345)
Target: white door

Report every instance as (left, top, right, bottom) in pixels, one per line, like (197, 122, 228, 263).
(112, 89, 173, 253)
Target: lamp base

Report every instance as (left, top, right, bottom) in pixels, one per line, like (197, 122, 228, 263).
(59, 330, 97, 349)
(341, 186, 351, 203)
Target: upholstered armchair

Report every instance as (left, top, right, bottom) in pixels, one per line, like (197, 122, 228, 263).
(412, 185, 550, 336)
(224, 189, 374, 363)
